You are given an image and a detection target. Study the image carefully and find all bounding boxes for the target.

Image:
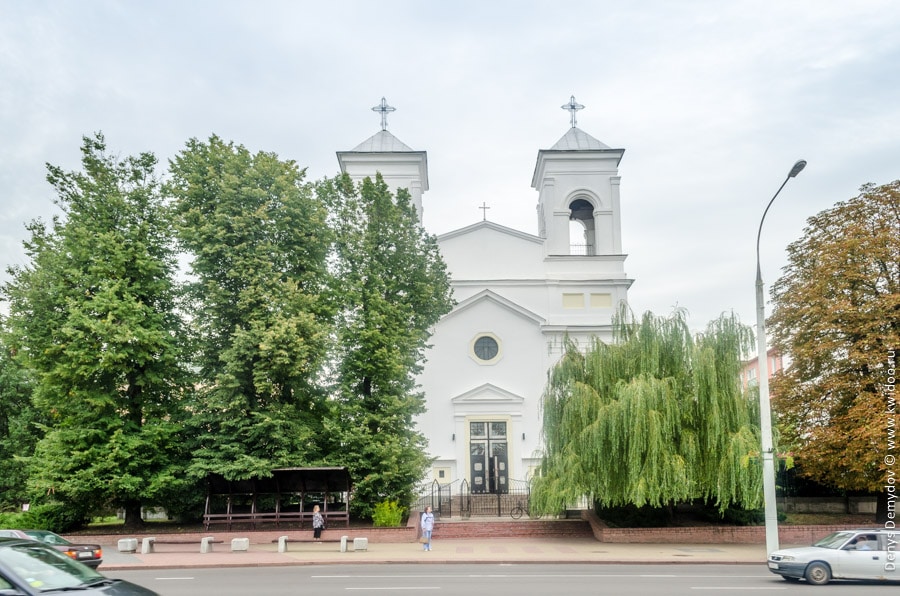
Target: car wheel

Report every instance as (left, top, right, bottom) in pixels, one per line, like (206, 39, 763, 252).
(804, 562, 831, 585)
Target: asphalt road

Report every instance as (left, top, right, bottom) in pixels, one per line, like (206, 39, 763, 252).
(108, 563, 900, 595)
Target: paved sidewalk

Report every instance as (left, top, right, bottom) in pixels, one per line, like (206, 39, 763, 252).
(99, 537, 770, 571)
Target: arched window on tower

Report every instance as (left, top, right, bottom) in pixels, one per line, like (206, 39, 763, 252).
(568, 198, 595, 255)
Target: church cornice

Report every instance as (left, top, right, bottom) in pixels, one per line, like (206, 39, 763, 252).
(545, 278, 635, 288)
(531, 148, 625, 188)
(544, 254, 629, 262)
(541, 324, 616, 334)
(451, 278, 634, 287)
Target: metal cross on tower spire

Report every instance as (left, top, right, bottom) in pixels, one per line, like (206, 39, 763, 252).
(561, 95, 584, 128)
(371, 97, 396, 131)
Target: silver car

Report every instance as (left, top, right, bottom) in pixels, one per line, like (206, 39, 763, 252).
(0, 537, 158, 595)
(768, 529, 899, 585)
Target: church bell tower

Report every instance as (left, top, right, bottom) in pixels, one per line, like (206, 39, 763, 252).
(336, 97, 428, 221)
(532, 96, 624, 258)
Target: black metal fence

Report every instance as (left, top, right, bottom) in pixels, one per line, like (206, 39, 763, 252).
(459, 477, 531, 518)
(413, 478, 531, 519)
(412, 479, 456, 519)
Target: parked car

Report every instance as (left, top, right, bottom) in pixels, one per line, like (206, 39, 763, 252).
(768, 528, 899, 585)
(0, 536, 158, 595)
(0, 529, 102, 568)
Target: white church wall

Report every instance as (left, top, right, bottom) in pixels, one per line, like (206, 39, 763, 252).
(417, 291, 546, 482)
(437, 224, 544, 282)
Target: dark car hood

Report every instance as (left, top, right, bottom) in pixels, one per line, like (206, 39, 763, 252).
(70, 579, 159, 595)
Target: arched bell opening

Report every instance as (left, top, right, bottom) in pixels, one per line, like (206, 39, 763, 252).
(568, 198, 596, 255)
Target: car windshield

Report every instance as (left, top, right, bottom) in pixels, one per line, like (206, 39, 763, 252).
(0, 542, 102, 591)
(813, 531, 856, 549)
(23, 531, 72, 546)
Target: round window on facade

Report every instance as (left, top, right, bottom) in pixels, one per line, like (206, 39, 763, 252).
(473, 335, 499, 362)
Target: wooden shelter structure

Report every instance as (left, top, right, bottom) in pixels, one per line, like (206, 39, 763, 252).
(203, 467, 351, 531)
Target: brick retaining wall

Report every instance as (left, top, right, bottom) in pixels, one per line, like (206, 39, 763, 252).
(68, 512, 869, 547)
(430, 519, 594, 540)
(583, 510, 865, 545)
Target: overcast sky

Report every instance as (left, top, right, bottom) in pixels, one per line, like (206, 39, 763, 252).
(1, 0, 898, 329)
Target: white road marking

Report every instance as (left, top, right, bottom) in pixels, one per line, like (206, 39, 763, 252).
(690, 588, 787, 591)
(345, 588, 440, 591)
(313, 573, 762, 579)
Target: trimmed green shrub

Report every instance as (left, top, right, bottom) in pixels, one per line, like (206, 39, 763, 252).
(372, 500, 405, 527)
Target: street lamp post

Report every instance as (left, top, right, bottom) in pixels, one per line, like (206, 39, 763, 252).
(756, 159, 806, 556)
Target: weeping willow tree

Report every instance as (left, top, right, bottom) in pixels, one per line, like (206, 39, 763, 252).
(531, 309, 763, 517)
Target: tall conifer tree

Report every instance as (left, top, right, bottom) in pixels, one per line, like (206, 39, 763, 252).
(318, 173, 453, 517)
(0, 339, 40, 508)
(170, 136, 333, 480)
(2, 134, 189, 528)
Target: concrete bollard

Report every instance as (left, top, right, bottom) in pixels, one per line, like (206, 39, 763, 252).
(141, 537, 156, 554)
(277, 535, 289, 553)
(200, 536, 215, 554)
(352, 537, 368, 551)
(231, 537, 249, 552)
(340, 535, 348, 553)
(117, 538, 138, 553)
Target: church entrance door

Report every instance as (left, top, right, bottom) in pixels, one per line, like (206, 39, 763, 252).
(469, 421, 508, 494)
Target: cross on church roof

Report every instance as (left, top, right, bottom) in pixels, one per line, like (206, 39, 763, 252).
(479, 202, 490, 221)
(371, 97, 396, 131)
(561, 95, 584, 128)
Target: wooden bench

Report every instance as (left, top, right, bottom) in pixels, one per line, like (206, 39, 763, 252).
(141, 536, 224, 554)
(204, 512, 304, 530)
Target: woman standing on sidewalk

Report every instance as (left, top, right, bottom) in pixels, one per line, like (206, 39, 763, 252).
(312, 505, 324, 542)
(420, 506, 434, 551)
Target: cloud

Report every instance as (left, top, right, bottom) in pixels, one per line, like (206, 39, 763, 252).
(1, 0, 898, 328)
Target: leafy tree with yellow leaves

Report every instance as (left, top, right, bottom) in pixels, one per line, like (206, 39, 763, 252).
(769, 181, 900, 521)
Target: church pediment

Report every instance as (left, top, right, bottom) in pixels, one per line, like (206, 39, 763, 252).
(442, 289, 544, 325)
(451, 383, 525, 406)
(438, 220, 541, 245)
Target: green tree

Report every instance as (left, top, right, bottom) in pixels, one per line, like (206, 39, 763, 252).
(0, 338, 41, 509)
(169, 136, 333, 480)
(532, 309, 763, 517)
(1, 134, 190, 528)
(769, 181, 900, 520)
(318, 173, 453, 517)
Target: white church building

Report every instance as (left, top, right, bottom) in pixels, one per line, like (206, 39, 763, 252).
(337, 97, 633, 494)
